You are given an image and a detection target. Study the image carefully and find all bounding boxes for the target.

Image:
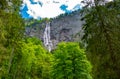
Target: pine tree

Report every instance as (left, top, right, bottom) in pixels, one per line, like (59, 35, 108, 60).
(81, 0, 120, 78)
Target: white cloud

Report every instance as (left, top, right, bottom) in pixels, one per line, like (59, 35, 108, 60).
(22, 0, 82, 19)
(22, 0, 113, 19)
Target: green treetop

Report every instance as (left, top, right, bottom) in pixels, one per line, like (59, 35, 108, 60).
(51, 42, 92, 79)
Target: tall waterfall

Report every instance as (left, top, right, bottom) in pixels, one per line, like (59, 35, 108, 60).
(43, 22, 53, 52)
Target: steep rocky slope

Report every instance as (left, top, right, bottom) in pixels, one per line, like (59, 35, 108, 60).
(25, 10, 84, 49)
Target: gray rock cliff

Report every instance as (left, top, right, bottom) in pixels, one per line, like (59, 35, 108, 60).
(25, 11, 84, 49)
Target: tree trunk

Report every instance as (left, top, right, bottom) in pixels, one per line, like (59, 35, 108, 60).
(8, 47, 14, 73)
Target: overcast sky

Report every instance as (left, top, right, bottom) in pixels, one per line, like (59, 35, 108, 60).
(20, 0, 112, 19)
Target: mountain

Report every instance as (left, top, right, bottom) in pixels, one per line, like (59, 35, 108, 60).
(25, 10, 84, 49)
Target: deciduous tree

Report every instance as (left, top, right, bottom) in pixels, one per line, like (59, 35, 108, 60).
(51, 42, 92, 79)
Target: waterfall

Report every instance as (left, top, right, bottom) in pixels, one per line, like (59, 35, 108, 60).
(43, 22, 53, 52)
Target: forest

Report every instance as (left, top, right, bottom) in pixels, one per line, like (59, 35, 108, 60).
(0, 0, 120, 79)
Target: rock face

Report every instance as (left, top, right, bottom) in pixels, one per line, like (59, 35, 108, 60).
(25, 11, 84, 49)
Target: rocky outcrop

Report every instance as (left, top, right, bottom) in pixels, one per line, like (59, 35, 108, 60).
(25, 10, 84, 49)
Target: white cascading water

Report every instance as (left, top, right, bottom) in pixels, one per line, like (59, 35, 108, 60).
(43, 22, 53, 52)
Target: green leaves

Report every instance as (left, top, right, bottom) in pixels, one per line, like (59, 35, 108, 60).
(81, 0, 120, 79)
(0, 1, 25, 78)
(13, 37, 52, 79)
(51, 42, 92, 79)
(1, 37, 93, 79)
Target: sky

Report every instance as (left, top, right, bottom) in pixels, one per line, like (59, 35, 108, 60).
(20, 0, 112, 19)
(20, 0, 82, 19)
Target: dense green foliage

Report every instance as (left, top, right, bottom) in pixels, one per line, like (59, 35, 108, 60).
(0, 37, 52, 79)
(0, 1, 92, 79)
(9, 38, 52, 79)
(51, 42, 92, 79)
(0, 37, 91, 79)
(0, 0, 25, 78)
(1, 0, 120, 79)
(81, 0, 120, 79)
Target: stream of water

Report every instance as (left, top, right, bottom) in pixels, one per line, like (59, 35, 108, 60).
(43, 22, 53, 52)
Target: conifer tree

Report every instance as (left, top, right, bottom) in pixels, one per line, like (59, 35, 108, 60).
(81, 0, 120, 78)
